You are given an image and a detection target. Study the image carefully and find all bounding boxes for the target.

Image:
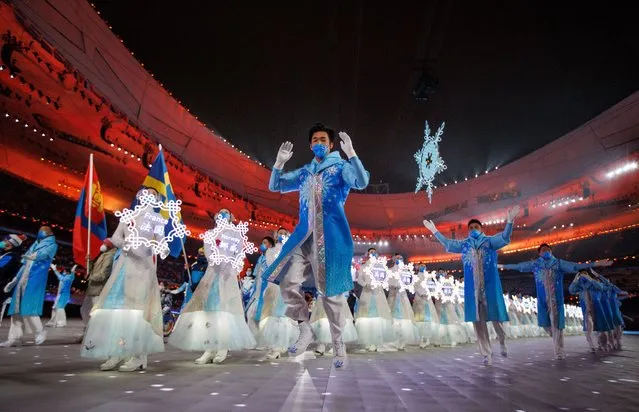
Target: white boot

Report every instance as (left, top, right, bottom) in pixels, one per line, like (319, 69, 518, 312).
(100, 357, 124, 371)
(288, 321, 314, 355)
(265, 348, 281, 360)
(419, 338, 429, 349)
(397, 340, 405, 351)
(483, 355, 492, 366)
(119, 355, 147, 372)
(314, 343, 326, 356)
(500, 343, 508, 358)
(333, 341, 348, 369)
(195, 350, 215, 365)
(366, 344, 377, 352)
(35, 330, 47, 345)
(213, 349, 228, 364)
(0, 339, 20, 348)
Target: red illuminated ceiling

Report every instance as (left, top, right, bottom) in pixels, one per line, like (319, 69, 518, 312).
(0, 1, 638, 258)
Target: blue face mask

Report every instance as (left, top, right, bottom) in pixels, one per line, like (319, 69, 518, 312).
(219, 212, 230, 221)
(469, 229, 482, 238)
(541, 251, 552, 260)
(395, 259, 402, 265)
(369, 252, 378, 258)
(419, 267, 426, 272)
(311, 143, 329, 159)
(37, 230, 47, 240)
(259, 244, 268, 253)
(277, 235, 287, 243)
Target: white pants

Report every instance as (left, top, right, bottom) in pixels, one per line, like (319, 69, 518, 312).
(279, 237, 346, 345)
(543, 326, 565, 357)
(584, 315, 595, 350)
(473, 300, 506, 358)
(48, 308, 67, 327)
(8, 315, 43, 342)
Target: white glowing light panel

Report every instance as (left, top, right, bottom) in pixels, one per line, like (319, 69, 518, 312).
(521, 296, 534, 314)
(414, 121, 447, 203)
(201, 215, 257, 271)
(364, 256, 390, 290)
(115, 190, 190, 259)
(455, 280, 465, 304)
(420, 273, 440, 300)
(437, 276, 457, 304)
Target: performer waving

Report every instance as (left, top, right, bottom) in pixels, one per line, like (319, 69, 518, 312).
(263, 123, 369, 369)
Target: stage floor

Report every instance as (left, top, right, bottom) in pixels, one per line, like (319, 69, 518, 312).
(0, 320, 637, 412)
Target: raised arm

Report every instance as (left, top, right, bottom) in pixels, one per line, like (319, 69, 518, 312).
(338, 132, 369, 190)
(269, 141, 301, 193)
(560, 258, 612, 274)
(501, 261, 535, 273)
(423, 219, 463, 253)
(488, 206, 520, 250)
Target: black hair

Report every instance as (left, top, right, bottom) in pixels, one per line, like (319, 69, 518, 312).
(467, 218, 482, 228)
(277, 227, 287, 233)
(308, 123, 335, 143)
(367, 247, 377, 253)
(263, 236, 275, 247)
(537, 243, 551, 252)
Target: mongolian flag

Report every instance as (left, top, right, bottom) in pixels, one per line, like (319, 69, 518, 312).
(134, 147, 184, 258)
(73, 155, 108, 266)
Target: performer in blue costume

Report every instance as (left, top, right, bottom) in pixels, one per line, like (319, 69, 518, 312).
(170, 248, 208, 313)
(569, 270, 612, 352)
(263, 123, 369, 369)
(423, 206, 520, 365)
(245, 236, 275, 338)
(589, 270, 628, 350)
(47, 263, 78, 328)
(1, 227, 58, 347)
(500, 243, 611, 359)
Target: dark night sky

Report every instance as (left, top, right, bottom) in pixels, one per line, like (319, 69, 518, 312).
(95, 1, 639, 193)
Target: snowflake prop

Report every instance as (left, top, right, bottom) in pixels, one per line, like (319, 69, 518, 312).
(364, 256, 390, 290)
(114, 190, 190, 260)
(393, 262, 416, 294)
(437, 276, 457, 304)
(420, 273, 440, 300)
(414, 121, 447, 203)
(201, 215, 257, 271)
(520, 296, 534, 314)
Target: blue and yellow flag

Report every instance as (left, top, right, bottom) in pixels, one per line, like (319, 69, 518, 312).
(134, 148, 184, 258)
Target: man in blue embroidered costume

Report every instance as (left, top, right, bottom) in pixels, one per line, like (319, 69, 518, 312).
(263, 123, 369, 369)
(499, 244, 611, 359)
(423, 207, 520, 365)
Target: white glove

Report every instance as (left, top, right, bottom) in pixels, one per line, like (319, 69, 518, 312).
(506, 205, 521, 222)
(422, 219, 438, 234)
(50, 263, 57, 271)
(274, 141, 294, 169)
(3, 277, 17, 293)
(497, 264, 504, 269)
(594, 259, 613, 267)
(339, 132, 357, 159)
(99, 244, 107, 253)
(71, 265, 78, 273)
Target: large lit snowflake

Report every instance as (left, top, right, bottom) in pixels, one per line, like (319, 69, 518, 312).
(114, 190, 190, 259)
(419, 272, 440, 300)
(201, 215, 257, 271)
(364, 256, 390, 291)
(520, 296, 534, 314)
(393, 261, 416, 294)
(437, 276, 457, 304)
(414, 121, 447, 203)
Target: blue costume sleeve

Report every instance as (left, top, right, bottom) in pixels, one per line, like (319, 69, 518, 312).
(488, 222, 513, 250)
(568, 277, 582, 294)
(502, 261, 534, 272)
(175, 282, 188, 293)
(53, 269, 63, 281)
(341, 156, 370, 190)
(559, 260, 594, 274)
(269, 167, 302, 193)
(434, 232, 463, 254)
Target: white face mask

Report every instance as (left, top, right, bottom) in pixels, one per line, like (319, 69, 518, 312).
(100, 244, 108, 253)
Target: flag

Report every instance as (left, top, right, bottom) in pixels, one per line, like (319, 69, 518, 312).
(134, 148, 184, 258)
(73, 159, 108, 266)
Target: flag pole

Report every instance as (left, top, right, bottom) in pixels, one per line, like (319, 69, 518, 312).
(85, 153, 94, 273)
(157, 143, 191, 285)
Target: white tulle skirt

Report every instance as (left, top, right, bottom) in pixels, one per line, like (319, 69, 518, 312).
(355, 317, 395, 346)
(258, 316, 299, 349)
(392, 319, 420, 344)
(168, 310, 256, 351)
(81, 309, 164, 359)
(311, 317, 358, 344)
(436, 304, 469, 346)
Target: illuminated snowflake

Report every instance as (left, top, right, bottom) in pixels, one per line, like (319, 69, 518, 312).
(520, 296, 534, 314)
(392, 261, 415, 294)
(201, 215, 257, 271)
(414, 121, 447, 203)
(455, 280, 465, 304)
(114, 190, 190, 260)
(436, 276, 457, 304)
(363, 256, 390, 291)
(419, 272, 440, 300)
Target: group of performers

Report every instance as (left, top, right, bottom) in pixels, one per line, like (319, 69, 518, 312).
(0, 123, 629, 372)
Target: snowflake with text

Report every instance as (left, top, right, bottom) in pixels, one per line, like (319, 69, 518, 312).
(414, 121, 447, 203)
(114, 190, 190, 260)
(201, 216, 257, 271)
(364, 256, 390, 291)
(394, 261, 416, 294)
(436, 276, 458, 304)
